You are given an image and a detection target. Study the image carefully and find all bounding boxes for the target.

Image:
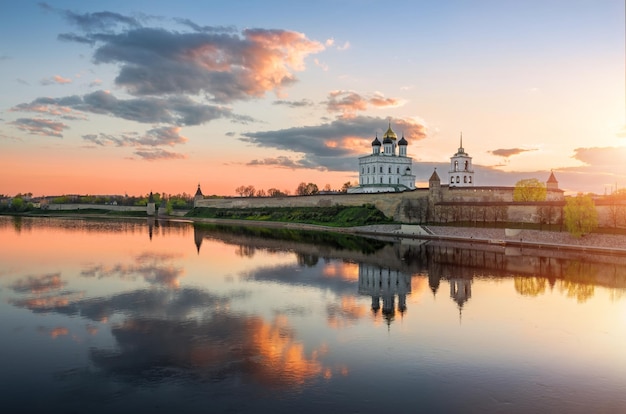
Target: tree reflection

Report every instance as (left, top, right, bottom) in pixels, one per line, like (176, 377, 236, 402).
(559, 260, 598, 303)
(558, 280, 595, 303)
(514, 277, 547, 297)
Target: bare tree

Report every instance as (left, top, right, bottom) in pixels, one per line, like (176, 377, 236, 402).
(243, 185, 256, 197)
(236, 185, 256, 197)
(296, 182, 319, 196)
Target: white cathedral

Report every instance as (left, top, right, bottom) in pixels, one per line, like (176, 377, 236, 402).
(348, 123, 416, 193)
(348, 123, 475, 193)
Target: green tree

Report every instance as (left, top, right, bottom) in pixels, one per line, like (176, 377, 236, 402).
(513, 178, 547, 201)
(564, 193, 598, 237)
(11, 197, 25, 212)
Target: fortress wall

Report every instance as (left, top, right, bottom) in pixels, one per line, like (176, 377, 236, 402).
(596, 204, 626, 228)
(196, 185, 620, 229)
(438, 186, 563, 203)
(507, 205, 544, 223)
(196, 190, 432, 222)
(441, 186, 515, 202)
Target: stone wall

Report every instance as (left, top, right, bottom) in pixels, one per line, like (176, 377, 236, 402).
(196, 191, 431, 222)
(195, 185, 625, 229)
(596, 203, 626, 228)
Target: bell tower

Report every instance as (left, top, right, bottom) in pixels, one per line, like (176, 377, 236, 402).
(449, 133, 474, 187)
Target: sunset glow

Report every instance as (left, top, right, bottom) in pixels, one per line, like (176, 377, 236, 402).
(0, 1, 623, 197)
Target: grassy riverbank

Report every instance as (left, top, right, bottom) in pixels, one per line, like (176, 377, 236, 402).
(185, 204, 394, 227)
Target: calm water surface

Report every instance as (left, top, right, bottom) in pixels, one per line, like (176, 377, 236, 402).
(1, 216, 625, 413)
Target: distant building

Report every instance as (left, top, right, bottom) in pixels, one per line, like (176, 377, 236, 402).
(348, 122, 416, 193)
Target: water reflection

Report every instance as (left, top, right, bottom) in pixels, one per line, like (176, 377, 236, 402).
(90, 312, 327, 388)
(358, 264, 411, 323)
(1, 216, 626, 413)
(81, 252, 184, 288)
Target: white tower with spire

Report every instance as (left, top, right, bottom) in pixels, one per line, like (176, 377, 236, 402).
(449, 133, 474, 187)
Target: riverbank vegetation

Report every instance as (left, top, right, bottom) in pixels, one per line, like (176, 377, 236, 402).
(186, 204, 393, 227)
(194, 223, 389, 254)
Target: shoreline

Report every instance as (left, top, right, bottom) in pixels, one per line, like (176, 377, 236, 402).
(5, 212, 626, 256)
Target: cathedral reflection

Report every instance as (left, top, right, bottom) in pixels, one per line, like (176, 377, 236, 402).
(449, 277, 472, 313)
(358, 263, 411, 324)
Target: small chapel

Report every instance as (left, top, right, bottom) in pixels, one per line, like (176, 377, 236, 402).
(348, 122, 416, 193)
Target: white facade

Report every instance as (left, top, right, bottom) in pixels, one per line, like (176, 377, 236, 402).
(448, 134, 474, 187)
(348, 123, 416, 194)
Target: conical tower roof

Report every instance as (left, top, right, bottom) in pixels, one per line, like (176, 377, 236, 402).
(547, 171, 558, 183)
(429, 168, 440, 182)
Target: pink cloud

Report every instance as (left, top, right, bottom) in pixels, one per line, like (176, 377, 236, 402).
(9, 118, 68, 137)
(326, 90, 404, 117)
(40, 75, 72, 85)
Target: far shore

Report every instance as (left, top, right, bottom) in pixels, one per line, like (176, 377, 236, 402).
(5, 211, 626, 256)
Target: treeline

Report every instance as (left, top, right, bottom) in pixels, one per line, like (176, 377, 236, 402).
(47, 192, 193, 208)
(0, 192, 196, 212)
(235, 181, 353, 197)
(0, 193, 35, 212)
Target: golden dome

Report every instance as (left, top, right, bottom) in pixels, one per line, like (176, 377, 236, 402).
(383, 122, 397, 140)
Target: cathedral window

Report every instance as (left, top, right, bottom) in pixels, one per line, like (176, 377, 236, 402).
(380, 177, 383, 184)
(388, 167, 391, 173)
(367, 167, 369, 173)
(456, 176, 460, 183)
(464, 160, 469, 171)
(380, 166, 383, 173)
(397, 167, 399, 174)
(469, 176, 472, 183)
(454, 160, 458, 172)
(464, 176, 467, 183)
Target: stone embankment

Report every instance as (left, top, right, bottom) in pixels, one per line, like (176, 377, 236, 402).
(421, 225, 626, 255)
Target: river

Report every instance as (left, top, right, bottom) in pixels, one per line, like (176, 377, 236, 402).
(0, 216, 625, 413)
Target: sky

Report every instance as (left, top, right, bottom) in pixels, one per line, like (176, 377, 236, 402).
(0, 0, 624, 197)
